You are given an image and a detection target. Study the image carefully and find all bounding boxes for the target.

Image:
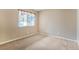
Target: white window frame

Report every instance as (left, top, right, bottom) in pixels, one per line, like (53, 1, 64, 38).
(18, 10, 36, 28)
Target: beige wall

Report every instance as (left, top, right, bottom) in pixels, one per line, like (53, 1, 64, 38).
(0, 9, 39, 43)
(0, 9, 77, 43)
(39, 9, 76, 40)
(77, 10, 79, 41)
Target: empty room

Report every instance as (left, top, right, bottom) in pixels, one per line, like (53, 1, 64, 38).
(0, 9, 79, 50)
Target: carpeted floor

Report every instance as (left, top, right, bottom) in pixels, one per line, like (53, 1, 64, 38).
(0, 33, 47, 50)
(25, 36, 79, 50)
(0, 33, 78, 50)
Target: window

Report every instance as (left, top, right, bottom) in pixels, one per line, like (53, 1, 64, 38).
(18, 10, 36, 27)
(27, 13, 35, 26)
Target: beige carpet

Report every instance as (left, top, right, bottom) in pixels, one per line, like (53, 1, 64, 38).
(0, 33, 78, 50)
(0, 33, 47, 50)
(25, 36, 79, 50)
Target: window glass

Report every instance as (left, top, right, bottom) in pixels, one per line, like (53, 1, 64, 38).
(18, 10, 35, 27)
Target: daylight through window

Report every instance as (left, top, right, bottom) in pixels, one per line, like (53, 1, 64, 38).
(18, 10, 36, 27)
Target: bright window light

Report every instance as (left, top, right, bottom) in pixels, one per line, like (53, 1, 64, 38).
(18, 10, 36, 27)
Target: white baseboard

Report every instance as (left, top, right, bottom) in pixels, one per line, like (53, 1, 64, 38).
(39, 32, 77, 42)
(0, 33, 38, 45)
(0, 32, 78, 46)
(53, 36, 77, 42)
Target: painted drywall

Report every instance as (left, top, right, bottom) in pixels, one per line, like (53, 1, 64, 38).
(0, 9, 39, 43)
(39, 9, 76, 40)
(77, 10, 79, 42)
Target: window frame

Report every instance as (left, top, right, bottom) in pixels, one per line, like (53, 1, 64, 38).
(18, 9, 36, 28)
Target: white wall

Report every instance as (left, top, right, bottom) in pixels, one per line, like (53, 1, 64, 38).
(39, 9, 76, 40)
